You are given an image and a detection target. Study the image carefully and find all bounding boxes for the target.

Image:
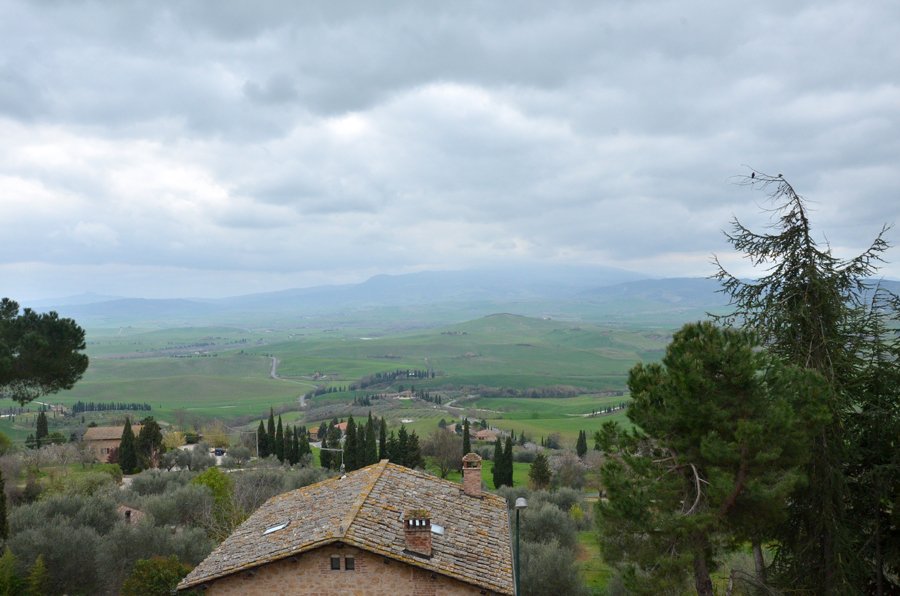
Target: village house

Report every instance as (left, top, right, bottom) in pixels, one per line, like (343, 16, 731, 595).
(473, 429, 499, 442)
(81, 424, 142, 463)
(177, 453, 514, 595)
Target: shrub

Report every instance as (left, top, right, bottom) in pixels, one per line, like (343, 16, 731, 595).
(519, 539, 589, 596)
(121, 555, 192, 596)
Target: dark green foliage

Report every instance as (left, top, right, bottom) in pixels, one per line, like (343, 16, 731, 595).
(528, 453, 551, 490)
(121, 556, 192, 596)
(378, 417, 387, 460)
(364, 413, 378, 466)
(405, 431, 422, 469)
(343, 416, 357, 471)
(575, 430, 586, 458)
(492, 438, 503, 489)
(267, 409, 276, 455)
(501, 437, 514, 487)
(0, 548, 21, 596)
(35, 411, 48, 447)
(0, 298, 89, 405)
(274, 416, 284, 462)
(119, 418, 138, 475)
(598, 322, 827, 594)
(287, 426, 299, 465)
(136, 416, 164, 469)
(713, 173, 897, 593)
(354, 418, 366, 468)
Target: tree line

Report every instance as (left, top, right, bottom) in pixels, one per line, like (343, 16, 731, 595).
(595, 173, 900, 595)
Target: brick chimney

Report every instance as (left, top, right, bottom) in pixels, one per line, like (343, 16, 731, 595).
(404, 510, 432, 557)
(461, 452, 482, 497)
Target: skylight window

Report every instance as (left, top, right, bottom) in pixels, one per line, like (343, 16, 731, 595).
(263, 522, 289, 535)
(431, 523, 445, 535)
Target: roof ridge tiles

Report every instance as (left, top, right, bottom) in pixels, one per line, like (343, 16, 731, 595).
(336, 458, 389, 536)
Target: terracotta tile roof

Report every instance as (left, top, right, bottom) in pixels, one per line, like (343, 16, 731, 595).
(82, 425, 143, 441)
(178, 460, 514, 594)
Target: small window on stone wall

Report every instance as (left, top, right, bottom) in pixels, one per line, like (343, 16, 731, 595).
(345, 556, 355, 571)
(330, 556, 341, 570)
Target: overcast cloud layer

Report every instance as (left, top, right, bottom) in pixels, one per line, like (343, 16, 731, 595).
(2, 1, 899, 300)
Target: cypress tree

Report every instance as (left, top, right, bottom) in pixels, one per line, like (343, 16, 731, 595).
(119, 418, 137, 474)
(275, 416, 285, 462)
(319, 427, 331, 469)
(364, 413, 377, 466)
(344, 416, 357, 471)
(529, 452, 551, 490)
(503, 436, 514, 487)
(267, 409, 276, 454)
(462, 419, 471, 456)
(257, 420, 269, 458)
(289, 426, 299, 465)
(354, 420, 366, 468)
(386, 431, 399, 463)
(378, 418, 387, 460)
(492, 438, 503, 489)
(396, 425, 409, 467)
(35, 411, 48, 447)
(576, 430, 587, 458)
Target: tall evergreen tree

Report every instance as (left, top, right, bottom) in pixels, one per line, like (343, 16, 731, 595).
(492, 438, 503, 489)
(396, 425, 409, 467)
(354, 420, 367, 468)
(257, 420, 269, 458)
(288, 426, 299, 465)
(406, 431, 423, 469)
(529, 452, 551, 490)
(385, 431, 399, 464)
(364, 413, 378, 466)
(266, 409, 276, 455)
(35, 411, 48, 447)
(136, 416, 164, 469)
(599, 322, 827, 594)
(118, 418, 138, 474)
(378, 417, 387, 460)
(502, 436, 514, 487)
(713, 172, 893, 593)
(462, 419, 471, 456)
(343, 416, 357, 471)
(575, 430, 587, 458)
(319, 426, 331, 469)
(275, 416, 284, 462)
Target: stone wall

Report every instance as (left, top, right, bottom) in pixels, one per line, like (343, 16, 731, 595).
(200, 543, 498, 595)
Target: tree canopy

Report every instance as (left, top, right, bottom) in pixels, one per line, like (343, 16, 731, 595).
(0, 298, 89, 405)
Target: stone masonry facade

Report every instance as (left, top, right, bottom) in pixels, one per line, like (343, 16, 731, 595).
(199, 543, 497, 596)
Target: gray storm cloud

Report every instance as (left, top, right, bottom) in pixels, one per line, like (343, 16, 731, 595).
(0, 0, 898, 299)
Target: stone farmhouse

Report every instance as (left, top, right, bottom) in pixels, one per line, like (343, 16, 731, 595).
(82, 424, 142, 463)
(177, 453, 514, 595)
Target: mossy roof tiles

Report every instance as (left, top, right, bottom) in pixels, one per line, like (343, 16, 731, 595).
(177, 460, 514, 594)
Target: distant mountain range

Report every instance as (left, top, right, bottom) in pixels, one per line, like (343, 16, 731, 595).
(21, 267, 900, 329)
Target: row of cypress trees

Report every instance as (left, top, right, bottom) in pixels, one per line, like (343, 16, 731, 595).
(255, 409, 311, 464)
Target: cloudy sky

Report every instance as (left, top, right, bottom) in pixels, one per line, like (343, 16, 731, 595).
(2, 1, 899, 300)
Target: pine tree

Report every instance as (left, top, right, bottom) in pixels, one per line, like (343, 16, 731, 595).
(713, 172, 894, 593)
(275, 416, 284, 462)
(344, 416, 357, 471)
(598, 322, 828, 594)
(462, 419, 471, 456)
(136, 416, 163, 469)
(257, 420, 269, 458)
(119, 418, 138, 474)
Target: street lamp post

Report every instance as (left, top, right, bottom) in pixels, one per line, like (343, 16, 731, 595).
(515, 497, 527, 595)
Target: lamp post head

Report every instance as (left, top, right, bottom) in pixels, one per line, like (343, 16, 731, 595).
(515, 497, 528, 510)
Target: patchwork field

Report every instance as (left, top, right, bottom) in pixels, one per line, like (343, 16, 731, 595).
(1, 313, 669, 442)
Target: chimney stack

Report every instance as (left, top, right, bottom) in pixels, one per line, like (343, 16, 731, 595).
(461, 452, 482, 497)
(404, 510, 432, 557)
